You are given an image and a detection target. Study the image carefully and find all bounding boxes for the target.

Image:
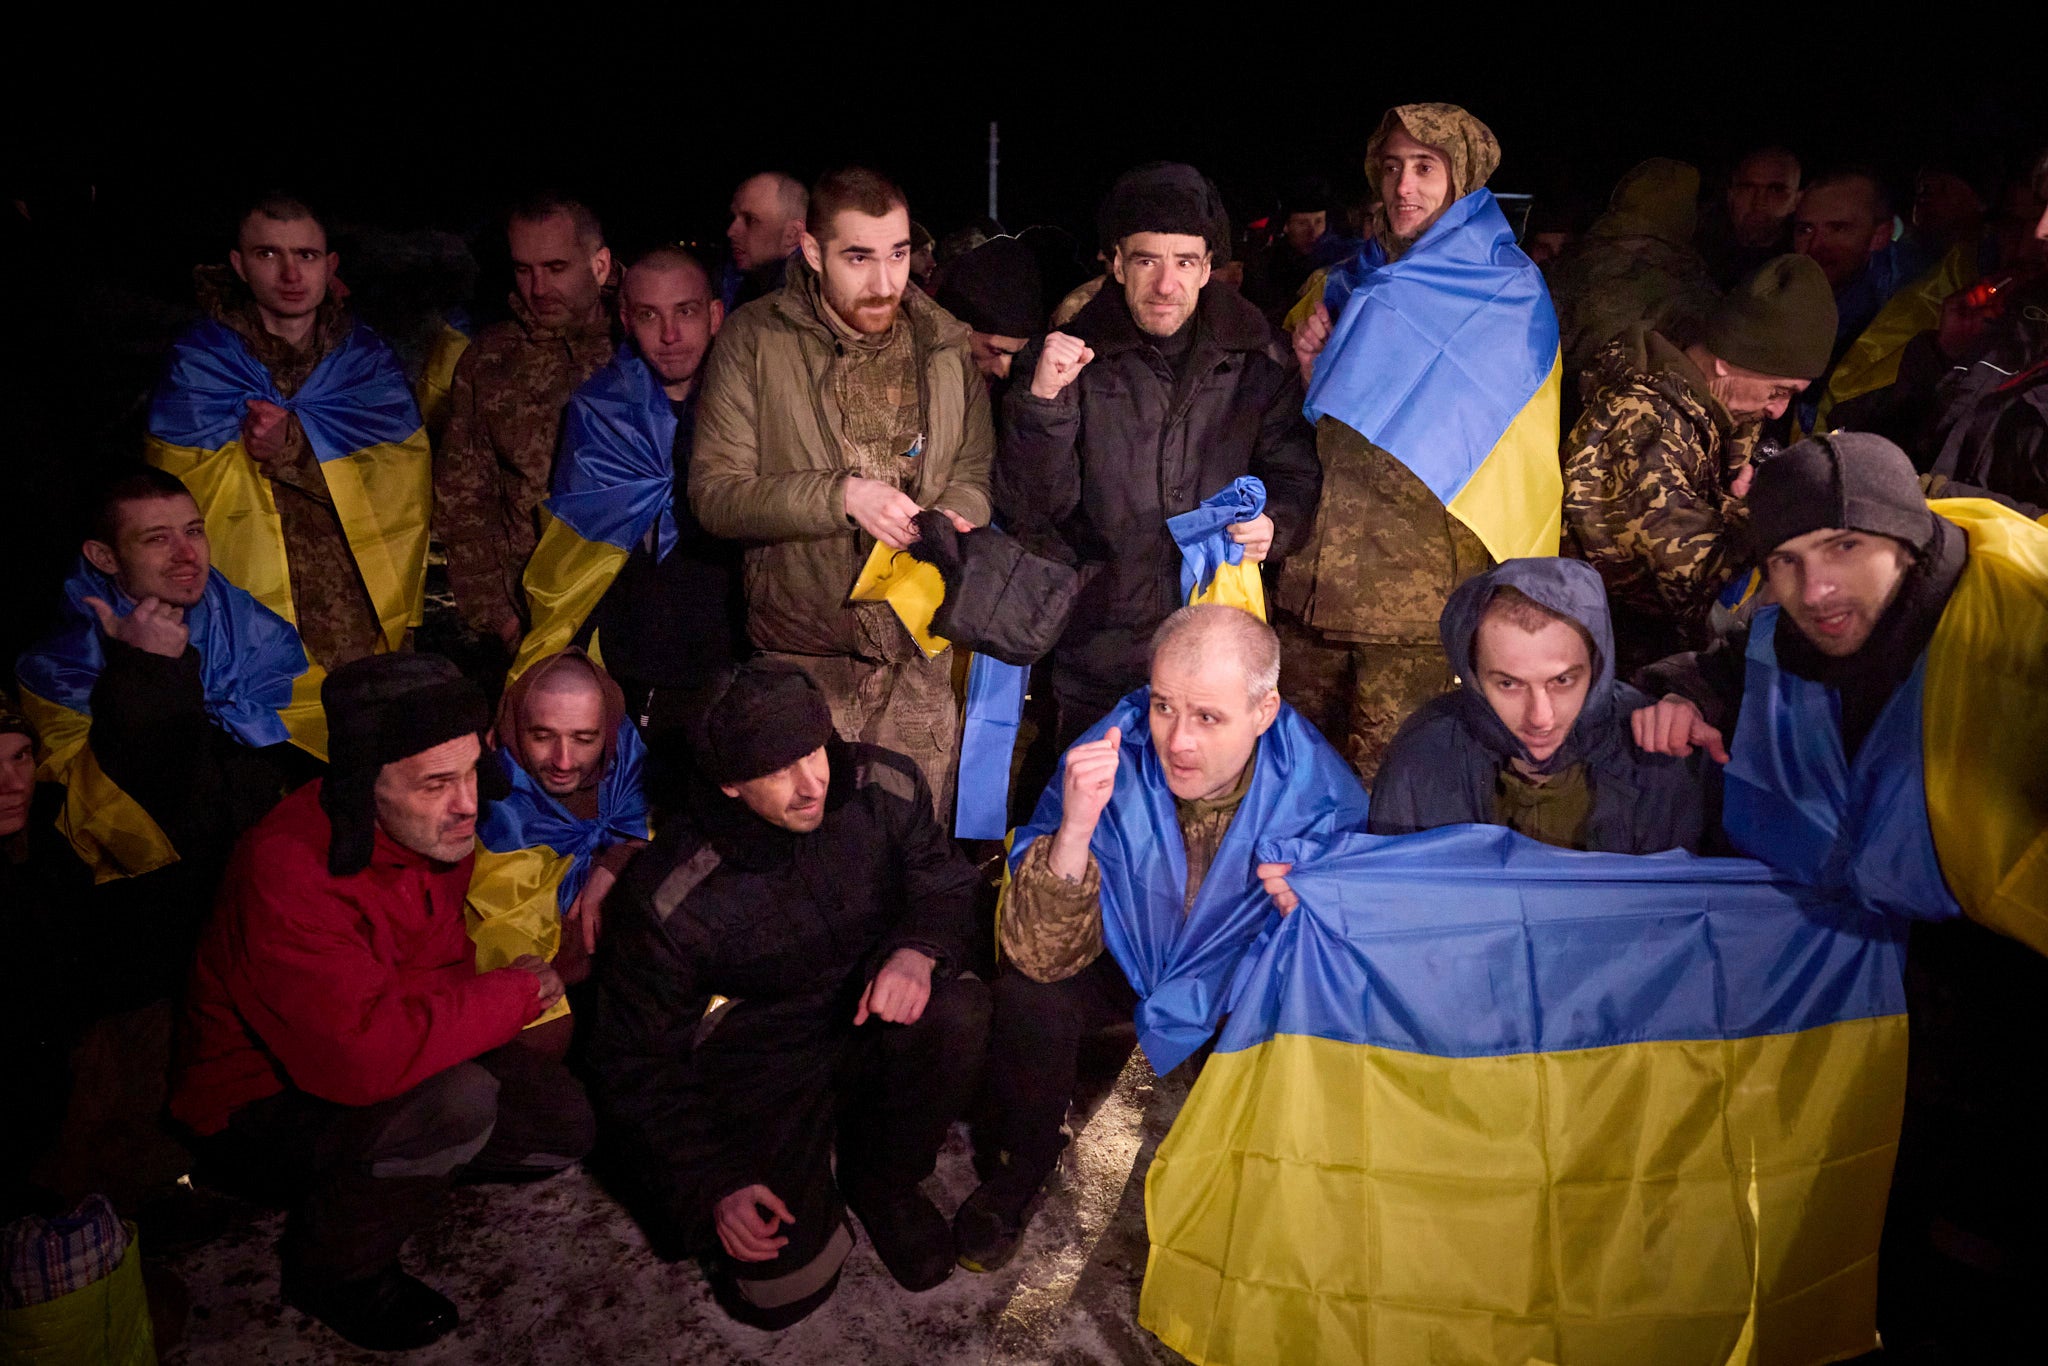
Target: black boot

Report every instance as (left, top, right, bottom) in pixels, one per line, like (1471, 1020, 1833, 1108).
(953, 1149, 1052, 1274)
(284, 1266, 459, 1352)
(845, 1182, 955, 1292)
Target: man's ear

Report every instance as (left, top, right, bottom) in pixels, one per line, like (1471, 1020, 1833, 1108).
(1110, 246, 1127, 286)
(708, 299, 725, 337)
(81, 539, 120, 578)
(779, 218, 804, 255)
(1868, 222, 1893, 256)
(718, 781, 741, 800)
(590, 246, 614, 287)
(1253, 688, 1282, 737)
(229, 249, 248, 284)
(800, 231, 824, 274)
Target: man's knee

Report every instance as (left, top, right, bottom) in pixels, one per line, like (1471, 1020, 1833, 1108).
(990, 965, 1097, 1053)
(364, 1063, 499, 1179)
(711, 1218, 856, 1332)
(908, 972, 991, 1055)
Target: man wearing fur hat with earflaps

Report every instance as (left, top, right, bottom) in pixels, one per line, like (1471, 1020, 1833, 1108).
(171, 653, 595, 1353)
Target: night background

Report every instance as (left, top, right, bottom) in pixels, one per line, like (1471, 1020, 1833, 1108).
(5, 34, 2043, 653)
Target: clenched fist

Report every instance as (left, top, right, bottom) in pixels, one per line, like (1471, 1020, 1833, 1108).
(1030, 332, 1096, 400)
(1292, 301, 1332, 387)
(1047, 726, 1121, 880)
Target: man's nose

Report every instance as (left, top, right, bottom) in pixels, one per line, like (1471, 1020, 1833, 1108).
(662, 314, 685, 345)
(1527, 689, 1555, 731)
(278, 255, 301, 281)
(1766, 394, 1791, 419)
(451, 773, 478, 818)
(549, 738, 572, 771)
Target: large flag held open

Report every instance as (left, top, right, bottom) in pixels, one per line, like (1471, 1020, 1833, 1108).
(1304, 189, 1563, 565)
(1140, 825, 1907, 1366)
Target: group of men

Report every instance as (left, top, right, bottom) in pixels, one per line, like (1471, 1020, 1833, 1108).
(7, 99, 2047, 1358)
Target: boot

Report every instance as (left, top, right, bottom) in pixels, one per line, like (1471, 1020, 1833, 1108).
(284, 1265, 459, 1352)
(953, 1149, 1053, 1274)
(844, 1181, 954, 1292)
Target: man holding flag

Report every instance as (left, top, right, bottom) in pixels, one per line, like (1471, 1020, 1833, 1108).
(146, 193, 432, 670)
(954, 604, 1368, 1273)
(1282, 104, 1563, 782)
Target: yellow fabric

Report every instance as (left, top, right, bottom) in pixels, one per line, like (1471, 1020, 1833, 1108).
(1818, 244, 1978, 430)
(16, 690, 178, 883)
(1447, 352, 1566, 564)
(1922, 498, 2048, 955)
(280, 661, 330, 761)
(415, 322, 470, 444)
(1142, 1018, 1905, 1366)
(0, 1221, 156, 1366)
(1282, 270, 1329, 333)
(511, 512, 633, 682)
(849, 542, 950, 659)
(146, 430, 431, 651)
(465, 846, 572, 1027)
(1191, 563, 1268, 621)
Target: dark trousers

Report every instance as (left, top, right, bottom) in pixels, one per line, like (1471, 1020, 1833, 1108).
(707, 972, 990, 1330)
(197, 1043, 595, 1289)
(985, 955, 1141, 1177)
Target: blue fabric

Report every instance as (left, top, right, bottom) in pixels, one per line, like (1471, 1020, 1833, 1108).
(1164, 476, 1266, 604)
(1214, 824, 1907, 1058)
(16, 559, 306, 747)
(955, 654, 1030, 840)
(478, 718, 653, 913)
(1304, 190, 1557, 505)
(147, 318, 422, 460)
(546, 348, 680, 555)
(1722, 606, 1960, 921)
(1011, 690, 1371, 1073)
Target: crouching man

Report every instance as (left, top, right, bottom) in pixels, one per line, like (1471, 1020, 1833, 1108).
(171, 655, 595, 1352)
(957, 605, 1369, 1271)
(1369, 557, 1710, 852)
(588, 661, 988, 1329)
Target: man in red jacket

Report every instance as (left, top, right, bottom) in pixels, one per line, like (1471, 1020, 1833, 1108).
(172, 653, 594, 1352)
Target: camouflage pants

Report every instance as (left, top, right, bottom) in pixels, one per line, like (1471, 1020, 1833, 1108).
(1276, 617, 1454, 787)
(761, 650, 959, 821)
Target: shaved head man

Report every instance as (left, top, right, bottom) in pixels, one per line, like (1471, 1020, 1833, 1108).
(620, 246, 724, 400)
(725, 172, 808, 310)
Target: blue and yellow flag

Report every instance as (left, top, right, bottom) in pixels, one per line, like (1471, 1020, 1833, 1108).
(467, 719, 651, 1026)
(514, 350, 680, 679)
(146, 318, 431, 653)
(1141, 826, 1907, 1366)
(1816, 242, 1977, 431)
(1167, 476, 1268, 620)
(955, 652, 1029, 841)
(15, 561, 323, 880)
(1304, 190, 1563, 564)
(1012, 689, 1370, 1073)
(1728, 498, 2048, 953)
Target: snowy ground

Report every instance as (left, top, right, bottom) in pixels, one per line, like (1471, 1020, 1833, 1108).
(160, 1049, 1191, 1366)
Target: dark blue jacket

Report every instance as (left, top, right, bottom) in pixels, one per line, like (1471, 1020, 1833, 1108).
(1368, 557, 1709, 853)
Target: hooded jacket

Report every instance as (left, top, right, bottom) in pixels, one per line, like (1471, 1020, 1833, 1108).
(1548, 159, 1720, 382)
(1368, 557, 1709, 854)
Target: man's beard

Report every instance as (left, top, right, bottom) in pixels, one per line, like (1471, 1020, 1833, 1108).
(835, 292, 902, 335)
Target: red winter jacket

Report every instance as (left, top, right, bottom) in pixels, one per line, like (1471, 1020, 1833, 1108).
(171, 781, 542, 1136)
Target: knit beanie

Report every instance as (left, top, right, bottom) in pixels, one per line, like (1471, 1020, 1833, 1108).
(1706, 255, 1838, 380)
(698, 659, 836, 786)
(935, 236, 1044, 338)
(1098, 162, 1231, 259)
(1748, 432, 1938, 561)
(319, 653, 498, 876)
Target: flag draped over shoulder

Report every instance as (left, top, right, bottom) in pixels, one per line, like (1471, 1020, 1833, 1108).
(1305, 190, 1563, 564)
(1727, 498, 2048, 952)
(1167, 476, 1268, 619)
(1141, 825, 1908, 1366)
(146, 319, 430, 652)
(467, 720, 651, 1026)
(14, 561, 321, 880)
(514, 350, 679, 679)
(1817, 243, 1976, 430)
(1011, 689, 1370, 1073)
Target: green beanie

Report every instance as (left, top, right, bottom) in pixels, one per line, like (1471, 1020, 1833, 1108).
(1705, 254, 1838, 380)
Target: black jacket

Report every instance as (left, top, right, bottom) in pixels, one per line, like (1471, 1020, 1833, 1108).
(586, 741, 978, 1235)
(1370, 557, 1710, 854)
(996, 282, 1320, 703)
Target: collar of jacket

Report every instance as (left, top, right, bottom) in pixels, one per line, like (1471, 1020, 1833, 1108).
(1600, 324, 1742, 445)
(685, 738, 860, 872)
(194, 263, 353, 370)
(770, 258, 971, 358)
(1066, 277, 1271, 360)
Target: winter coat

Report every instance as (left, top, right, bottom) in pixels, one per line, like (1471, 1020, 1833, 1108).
(1369, 557, 1709, 854)
(585, 742, 978, 1230)
(171, 782, 542, 1136)
(1548, 159, 1720, 383)
(690, 266, 994, 659)
(996, 282, 1320, 702)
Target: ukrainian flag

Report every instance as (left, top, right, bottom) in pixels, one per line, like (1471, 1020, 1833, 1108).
(1815, 243, 1977, 431)
(1142, 826, 1907, 1366)
(15, 562, 323, 881)
(466, 721, 650, 1027)
(146, 318, 431, 653)
(1304, 190, 1563, 564)
(1168, 476, 1269, 620)
(513, 351, 679, 680)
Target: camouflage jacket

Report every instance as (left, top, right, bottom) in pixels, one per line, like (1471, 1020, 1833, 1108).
(433, 294, 615, 632)
(193, 267, 384, 668)
(999, 763, 1248, 984)
(1563, 327, 1759, 672)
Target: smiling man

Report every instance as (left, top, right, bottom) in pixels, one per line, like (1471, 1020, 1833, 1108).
(692, 167, 992, 812)
(994, 162, 1320, 750)
(959, 605, 1368, 1273)
(1367, 558, 1707, 852)
(172, 654, 594, 1352)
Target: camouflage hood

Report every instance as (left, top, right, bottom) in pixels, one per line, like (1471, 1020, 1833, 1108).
(1365, 103, 1501, 255)
(1587, 158, 1700, 246)
(1439, 556, 1622, 775)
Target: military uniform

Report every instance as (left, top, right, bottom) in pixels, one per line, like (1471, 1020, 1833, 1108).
(433, 295, 614, 634)
(1563, 326, 1758, 675)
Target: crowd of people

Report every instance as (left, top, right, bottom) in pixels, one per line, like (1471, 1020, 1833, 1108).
(5, 99, 2047, 1360)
